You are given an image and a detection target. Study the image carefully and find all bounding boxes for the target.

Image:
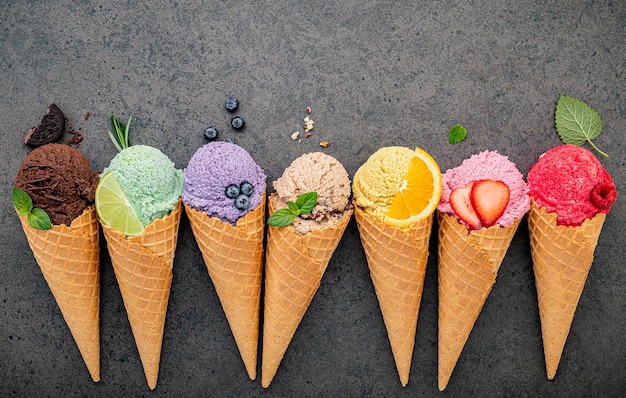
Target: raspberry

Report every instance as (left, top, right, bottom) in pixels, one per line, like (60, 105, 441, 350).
(590, 182, 617, 210)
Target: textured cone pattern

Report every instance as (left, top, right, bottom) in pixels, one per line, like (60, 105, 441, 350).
(261, 194, 352, 388)
(184, 194, 266, 380)
(101, 199, 182, 390)
(19, 206, 100, 382)
(528, 200, 605, 380)
(353, 205, 432, 387)
(437, 212, 520, 391)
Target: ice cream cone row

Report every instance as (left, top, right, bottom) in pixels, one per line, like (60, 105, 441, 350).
(184, 193, 266, 380)
(353, 204, 433, 387)
(261, 194, 353, 388)
(100, 199, 182, 390)
(527, 199, 606, 380)
(437, 212, 521, 391)
(18, 205, 101, 382)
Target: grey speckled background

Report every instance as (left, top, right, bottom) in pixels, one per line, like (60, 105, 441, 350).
(1, 1, 625, 397)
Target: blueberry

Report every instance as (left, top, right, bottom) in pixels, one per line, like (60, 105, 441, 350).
(225, 97, 239, 112)
(231, 116, 245, 130)
(240, 181, 253, 196)
(234, 194, 250, 210)
(204, 126, 219, 141)
(225, 184, 240, 199)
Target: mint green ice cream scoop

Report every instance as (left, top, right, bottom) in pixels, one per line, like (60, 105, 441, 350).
(102, 145, 183, 227)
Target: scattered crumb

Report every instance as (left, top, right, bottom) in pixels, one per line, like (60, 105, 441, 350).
(306, 106, 312, 114)
(319, 141, 328, 148)
(66, 129, 84, 148)
(305, 133, 312, 138)
(84, 112, 91, 121)
(304, 116, 314, 132)
(291, 131, 300, 140)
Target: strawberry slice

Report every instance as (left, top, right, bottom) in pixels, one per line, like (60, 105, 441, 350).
(470, 180, 510, 228)
(450, 181, 481, 230)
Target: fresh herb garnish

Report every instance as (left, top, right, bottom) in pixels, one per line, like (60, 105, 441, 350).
(108, 114, 132, 152)
(267, 192, 318, 227)
(12, 188, 52, 230)
(555, 95, 608, 157)
(448, 124, 467, 144)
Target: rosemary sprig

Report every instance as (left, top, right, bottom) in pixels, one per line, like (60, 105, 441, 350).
(108, 114, 132, 151)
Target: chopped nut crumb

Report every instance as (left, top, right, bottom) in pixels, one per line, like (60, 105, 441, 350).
(303, 116, 314, 132)
(291, 131, 300, 140)
(319, 141, 328, 148)
(306, 106, 312, 114)
(305, 133, 312, 138)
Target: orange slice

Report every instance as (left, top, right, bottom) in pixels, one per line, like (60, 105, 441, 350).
(385, 147, 442, 228)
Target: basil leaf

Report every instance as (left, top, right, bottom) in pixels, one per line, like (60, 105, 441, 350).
(12, 188, 33, 216)
(448, 124, 467, 144)
(28, 208, 52, 230)
(296, 192, 318, 214)
(267, 208, 296, 227)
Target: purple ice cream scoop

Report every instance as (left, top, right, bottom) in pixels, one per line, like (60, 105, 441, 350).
(183, 141, 266, 224)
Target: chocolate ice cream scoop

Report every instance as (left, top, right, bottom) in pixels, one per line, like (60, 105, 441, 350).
(15, 143, 99, 226)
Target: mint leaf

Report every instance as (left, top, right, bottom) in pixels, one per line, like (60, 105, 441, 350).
(267, 208, 296, 227)
(12, 188, 33, 216)
(267, 191, 319, 227)
(28, 208, 52, 230)
(287, 201, 300, 215)
(555, 95, 608, 157)
(296, 192, 318, 214)
(448, 124, 467, 144)
(12, 187, 52, 229)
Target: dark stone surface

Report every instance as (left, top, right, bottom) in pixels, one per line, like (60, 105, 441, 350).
(1, 1, 624, 396)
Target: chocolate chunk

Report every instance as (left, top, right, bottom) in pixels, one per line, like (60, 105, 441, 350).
(24, 103, 66, 147)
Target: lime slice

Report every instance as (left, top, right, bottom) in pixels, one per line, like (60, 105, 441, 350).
(95, 172, 144, 236)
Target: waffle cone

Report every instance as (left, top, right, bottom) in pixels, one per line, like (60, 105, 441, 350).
(437, 212, 520, 391)
(261, 194, 353, 388)
(527, 200, 605, 380)
(353, 204, 432, 387)
(18, 206, 100, 382)
(101, 199, 182, 390)
(184, 193, 266, 380)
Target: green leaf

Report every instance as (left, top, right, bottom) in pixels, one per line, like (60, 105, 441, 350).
(28, 208, 52, 230)
(287, 201, 300, 215)
(555, 95, 608, 157)
(448, 124, 467, 144)
(267, 208, 296, 227)
(12, 188, 33, 216)
(296, 192, 318, 214)
(108, 114, 133, 151)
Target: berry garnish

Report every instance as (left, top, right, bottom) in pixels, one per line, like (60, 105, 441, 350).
(590, 182, 617, 210)
(231, 116, 245, 130)
(225, 97, 239, 112)
(234, 194, 250, 210)
(240, 181, 253, 196)
(470, 180, 510, 228)
(204, 126, 219, 141)
(449, 181, 481, 230)
(225, 184, 240, 199)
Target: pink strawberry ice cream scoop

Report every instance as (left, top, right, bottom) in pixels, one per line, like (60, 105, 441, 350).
(527, 144, 617, 227)
(438, 150, 530, 228)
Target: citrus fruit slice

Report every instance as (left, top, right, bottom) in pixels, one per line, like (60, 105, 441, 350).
(385, 147, 442, 228)
(95, 171, 144, 236)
